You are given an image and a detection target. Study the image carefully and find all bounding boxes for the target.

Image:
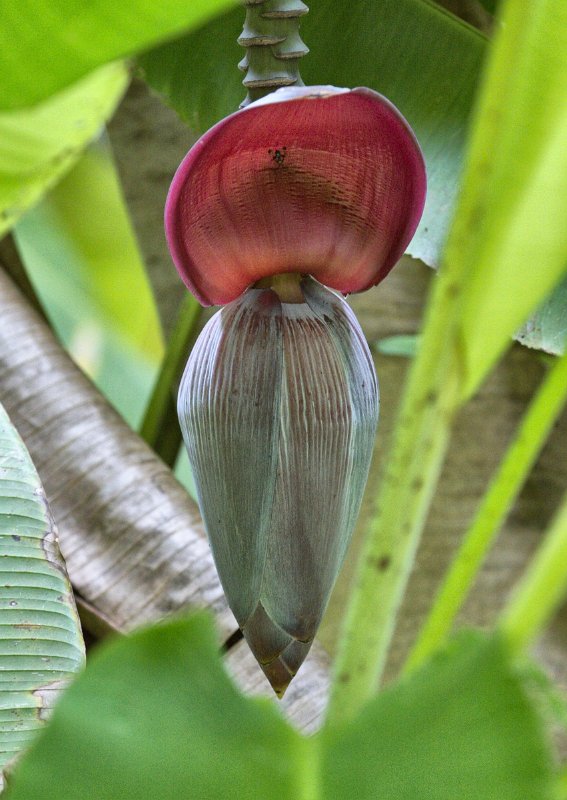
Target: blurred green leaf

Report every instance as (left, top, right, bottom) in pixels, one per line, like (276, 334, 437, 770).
(0, 63, 128, 237)
(444, 0, 567, 398)
(519, 660, 567, 733)
(6, 614, 302, 800)
(14, 138, 163, 427)
(322, 632, 553, 799)
(516, 274, 567, 355)
(0, 0, 240, 110)
(5, 616, 554, 799)
(140, 293, 202, 465)
(15, 137, 163, 361)
(0, 402, 84, 780)
(375, 334, 421, 358)
(139, 0, 486, 269)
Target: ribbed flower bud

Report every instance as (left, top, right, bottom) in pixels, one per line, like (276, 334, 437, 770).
(178, 277, 378, 695)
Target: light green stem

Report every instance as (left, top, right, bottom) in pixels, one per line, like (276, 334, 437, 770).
(139, 293, 202, 465)
(295, 736, 320, 800)
(405, 349, 567, 673)
(499, 488, 567, 654)
(325, 265, 463, 729)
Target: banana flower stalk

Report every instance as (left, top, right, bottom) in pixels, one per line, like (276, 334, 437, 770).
(165, 86, 426, 696)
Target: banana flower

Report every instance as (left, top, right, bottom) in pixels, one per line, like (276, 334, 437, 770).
(165, 86, 426, 696)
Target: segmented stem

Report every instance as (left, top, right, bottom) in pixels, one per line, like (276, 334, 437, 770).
(238, 0, 309, 107)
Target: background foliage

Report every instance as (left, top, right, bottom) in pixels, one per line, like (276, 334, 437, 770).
(0, 0, 566, 797)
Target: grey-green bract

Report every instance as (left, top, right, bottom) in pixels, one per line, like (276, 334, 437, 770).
(177, 277, 378, 695)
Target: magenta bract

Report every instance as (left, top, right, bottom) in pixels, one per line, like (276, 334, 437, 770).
(165, 86, 426, 306)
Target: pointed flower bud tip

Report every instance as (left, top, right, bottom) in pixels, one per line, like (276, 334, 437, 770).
(165, 85, 426, 306)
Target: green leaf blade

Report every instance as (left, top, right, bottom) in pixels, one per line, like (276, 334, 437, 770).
(516, 274, 567, 355)
(7, 621, 556, 799)
(0, 63, 128, 237)
(0, 0, 240, 109)
(6, 613, 303, 800)
(0, 403, 84, 777)
(15, 136, 164, 363)
(324, 633, 555, 800)
(445, 0, 567, 397)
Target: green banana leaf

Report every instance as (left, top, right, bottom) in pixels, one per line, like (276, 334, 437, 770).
(516, 273, 567, 356)
(0, 63, 128, 238)
(14, 137, 164, 427)
(443, 0, 567, 398)
(0, 0, 240, 110)
(5, 616, 555, 799)
(0, 402, 84, 785)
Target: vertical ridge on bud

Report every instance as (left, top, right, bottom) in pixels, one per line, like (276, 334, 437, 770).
(302, 277, 379, 553)
(261, 299, 358, 639)
(260, 280, 378, 648)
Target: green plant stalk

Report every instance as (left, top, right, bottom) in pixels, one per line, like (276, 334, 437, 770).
(325, 265, 463, 729)
(295, 736, 320, 800)
(238, 0, 309, 106)
(139, 293, 202, 465)
(325, 0, 567, 729)
(405, 349, 567, 673)
(499, 488, 567, 654)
